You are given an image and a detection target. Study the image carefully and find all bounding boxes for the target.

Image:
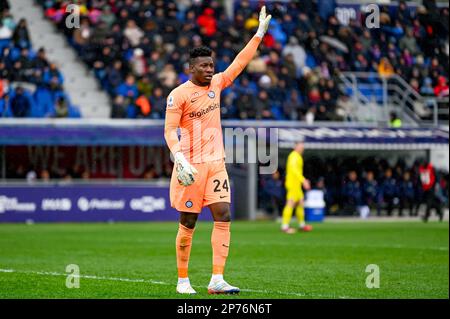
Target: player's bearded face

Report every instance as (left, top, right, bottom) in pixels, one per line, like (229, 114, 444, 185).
(191, 57, 214, 85)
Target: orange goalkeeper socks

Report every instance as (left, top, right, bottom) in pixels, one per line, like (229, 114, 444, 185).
(176, 223, 195, 278)
(211, 221, 231, 275)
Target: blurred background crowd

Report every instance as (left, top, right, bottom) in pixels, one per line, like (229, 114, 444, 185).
(1, 0, 81, 117)
(1, 0, 448, 121)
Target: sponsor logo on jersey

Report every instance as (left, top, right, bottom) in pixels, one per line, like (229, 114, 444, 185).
(190, 92, 201, 103)
(189, 103, 220, 118)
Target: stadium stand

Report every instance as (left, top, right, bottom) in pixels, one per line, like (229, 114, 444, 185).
(35, 0, 448, 122)
(0, 0, 81, 118)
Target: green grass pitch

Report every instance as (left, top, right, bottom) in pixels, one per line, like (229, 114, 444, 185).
(0, 220, 448, 299)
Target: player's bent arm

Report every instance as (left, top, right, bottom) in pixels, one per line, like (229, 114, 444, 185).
(164, 111, 182, 155)
(164, 109, 198, 187)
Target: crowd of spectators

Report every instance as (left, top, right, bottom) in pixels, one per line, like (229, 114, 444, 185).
(9, 164, 91, 183)
(7, 160, 174, 181)
(260, 156, 449, 220)
(38, 0, 449, 121)
(0, 0, 80, 118)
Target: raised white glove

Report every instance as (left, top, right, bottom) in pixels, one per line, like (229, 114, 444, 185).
(174, 152, 198, 187)
(255, 6, 272, 38)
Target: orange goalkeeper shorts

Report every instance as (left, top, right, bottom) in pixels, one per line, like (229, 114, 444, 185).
(169, 159, 231, 213)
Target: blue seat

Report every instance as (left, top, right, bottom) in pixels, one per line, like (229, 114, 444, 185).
(0, 39, 11, 54)
(68, 105, 82, 118)
(126, 104, 137, 118)
(359, 87, 372, 99)
(9, 47, 21, 61)
(271, 105, 284, 120)
(305, 54, 317, 69)
(345, 87, 354, 96)
(33, 88, 54, 117)
(0, 98, 13, 117)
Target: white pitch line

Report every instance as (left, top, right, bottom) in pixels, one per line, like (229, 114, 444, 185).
(247, 242, 449, 251)
(0, 268, 349, 299)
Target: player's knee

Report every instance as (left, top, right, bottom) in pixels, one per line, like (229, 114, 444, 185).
(183, 220, 197, 229)
(180, 213, 198, 229)
(214, 207, 231, 222)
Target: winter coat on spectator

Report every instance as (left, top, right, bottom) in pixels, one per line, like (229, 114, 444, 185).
(282, 37, 306, 76)
(434, 76, 449, 97)
(10, 89, 30, 117)
(343, 180, 364, 207)
(380, 177, 398, 199)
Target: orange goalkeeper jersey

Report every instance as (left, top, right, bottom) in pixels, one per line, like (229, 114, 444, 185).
(164, 35, 262, 163)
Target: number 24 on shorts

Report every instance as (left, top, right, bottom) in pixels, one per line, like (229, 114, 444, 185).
(213, 179, 229, 193)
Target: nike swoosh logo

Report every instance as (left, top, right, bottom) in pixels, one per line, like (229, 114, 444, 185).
(191, 99, 199, 103)
(222, 244, 229, 248)
(220, 196, 227, 199)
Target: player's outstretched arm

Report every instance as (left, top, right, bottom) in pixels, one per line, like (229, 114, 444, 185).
(222, 6, 272, 86)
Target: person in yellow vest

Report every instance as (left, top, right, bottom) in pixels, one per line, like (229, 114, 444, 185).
(390, 112, 402, 128)
(281, 140, 313, 234)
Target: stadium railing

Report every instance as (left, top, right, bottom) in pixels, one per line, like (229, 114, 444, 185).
(339, 72, 448, 127)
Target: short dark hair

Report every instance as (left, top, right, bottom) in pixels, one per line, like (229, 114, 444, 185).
(189, 46, 212, 64)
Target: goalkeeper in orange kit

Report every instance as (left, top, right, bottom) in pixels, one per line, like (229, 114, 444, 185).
(164, 7, 272, 294)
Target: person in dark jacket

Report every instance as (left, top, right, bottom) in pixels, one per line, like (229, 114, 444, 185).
(264, 170, 285, 219)
(380, 168, 398, 216)
(398, 171, 416, 217)
(12, 18, 30, 49)
(363, 170, 381, 216)
(342, 170, 364, 216)
(10, 86, 30, 117)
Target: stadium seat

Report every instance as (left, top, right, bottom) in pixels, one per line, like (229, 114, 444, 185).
(0, 39, 11, 53)
(126, 104, 138, 118)
(0, 98, 12, 117)
(33, 88, 54, 117)
(305, 54, 317, 69)
(271, 106, 285, 120)
(68, 105, 82, 118)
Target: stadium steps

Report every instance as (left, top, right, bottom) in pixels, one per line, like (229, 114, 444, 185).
(339, 73, 422, 126)
(9, 0, 111, 118)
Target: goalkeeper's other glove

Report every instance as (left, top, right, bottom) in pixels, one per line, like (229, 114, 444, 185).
(174, 152, 198, 187)
(255, 6, 272, 38)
